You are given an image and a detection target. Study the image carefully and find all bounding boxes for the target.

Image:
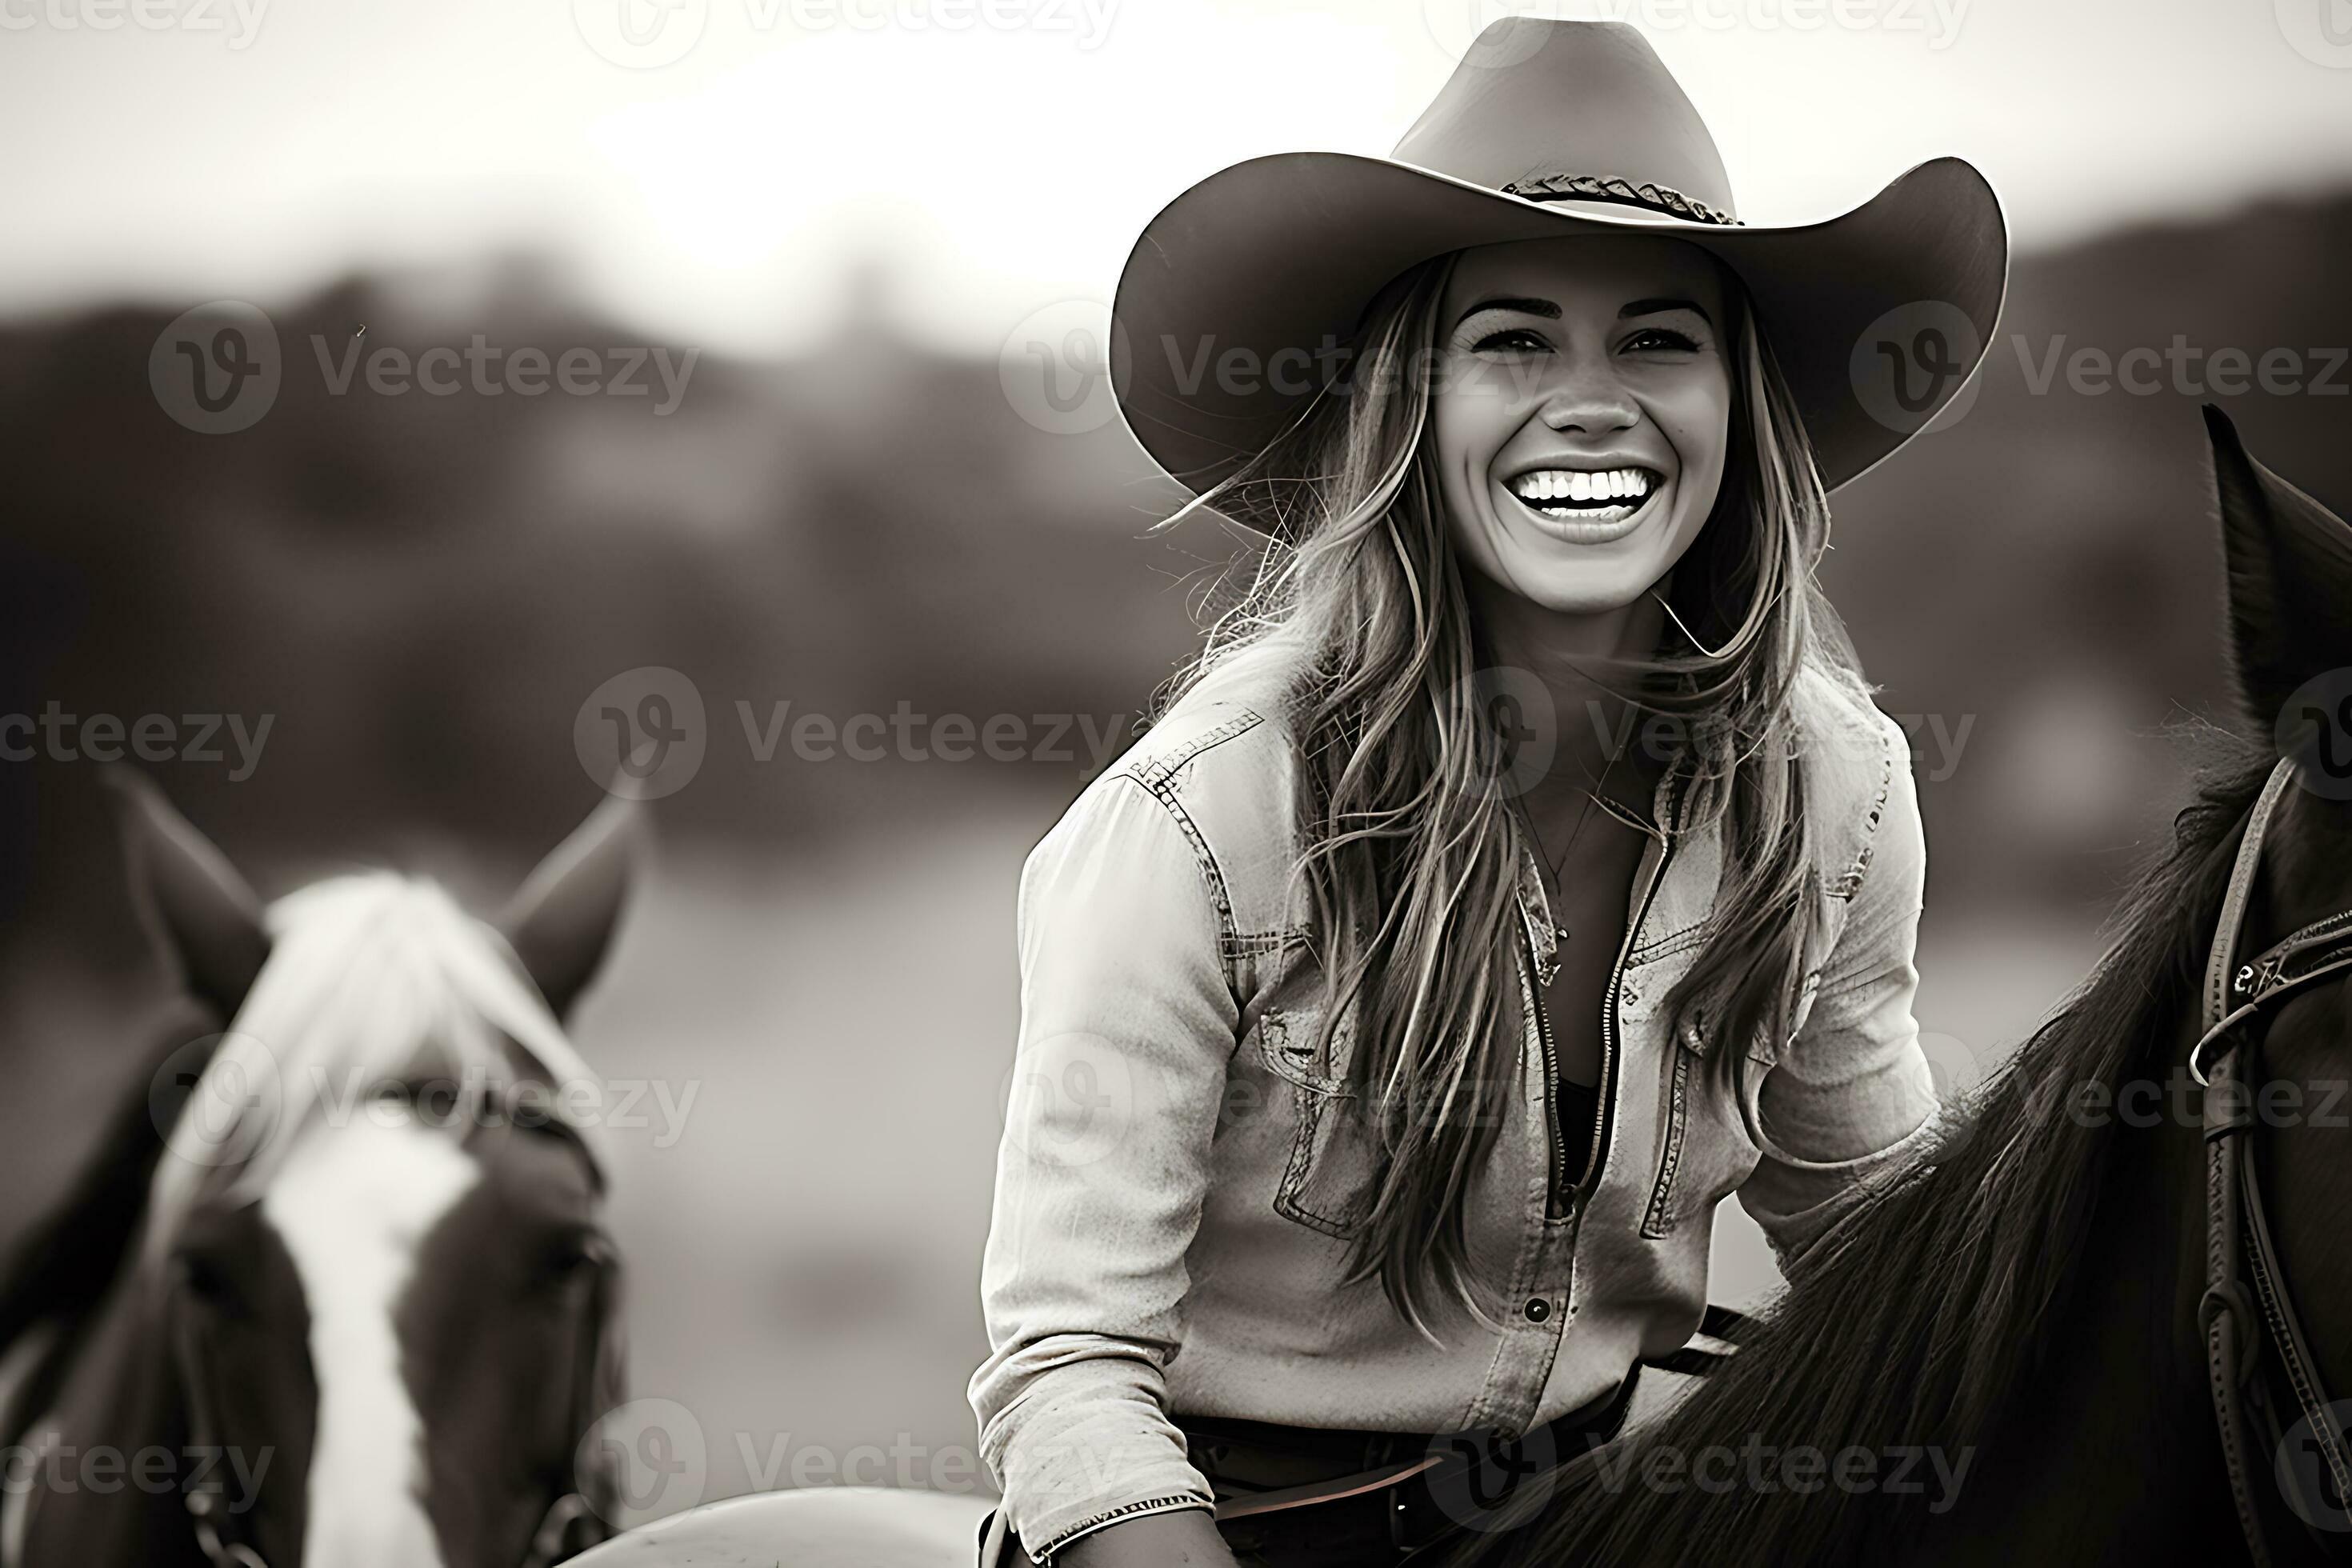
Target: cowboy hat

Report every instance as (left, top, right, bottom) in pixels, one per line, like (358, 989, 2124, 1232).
(1110, 17, 2007, 510)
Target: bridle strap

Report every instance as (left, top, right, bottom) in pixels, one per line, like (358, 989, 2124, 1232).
(2198, 755, 2352, 1564)
(170, 1274, 270, 1568)
(522, 1243, 621, 1568)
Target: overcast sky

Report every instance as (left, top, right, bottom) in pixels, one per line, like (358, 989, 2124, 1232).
(3, 0, 2349, 355)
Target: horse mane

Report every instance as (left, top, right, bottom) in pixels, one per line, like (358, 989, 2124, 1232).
(1491, 720, 2277, 1567)
(142, 871, 606, 1261)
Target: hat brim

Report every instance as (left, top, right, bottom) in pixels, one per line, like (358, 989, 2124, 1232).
(1110, 151, 2006, 507)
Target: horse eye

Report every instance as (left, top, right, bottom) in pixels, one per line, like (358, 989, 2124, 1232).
(534, 1236, 605, 1289)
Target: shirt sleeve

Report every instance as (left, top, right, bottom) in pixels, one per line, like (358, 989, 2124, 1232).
(1735, 708, 1940, 1270)
(966, 771, 1234, 1558)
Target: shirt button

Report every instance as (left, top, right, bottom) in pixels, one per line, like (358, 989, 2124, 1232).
(1523, 1298, 1550, 1323)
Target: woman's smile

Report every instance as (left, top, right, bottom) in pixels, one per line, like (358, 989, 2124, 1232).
(1498, 462, 1670, 543)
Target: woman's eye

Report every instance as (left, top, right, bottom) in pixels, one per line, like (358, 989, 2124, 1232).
(1621, 327, 1702, 354)
(1468, 327, 1550, 355)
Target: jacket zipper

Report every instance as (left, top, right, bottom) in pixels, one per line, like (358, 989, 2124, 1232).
(1524, 927, 1571, 1220)
(1529, 766, 1685, 1222)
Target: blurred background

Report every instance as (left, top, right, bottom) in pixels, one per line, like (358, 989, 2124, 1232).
(2, 0, 2349, 1520)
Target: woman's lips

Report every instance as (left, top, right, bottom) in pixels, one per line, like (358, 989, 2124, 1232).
(1498, 465, 1667, 543)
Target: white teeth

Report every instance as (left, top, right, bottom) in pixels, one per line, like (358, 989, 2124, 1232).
(1508, 467, 1656, 506)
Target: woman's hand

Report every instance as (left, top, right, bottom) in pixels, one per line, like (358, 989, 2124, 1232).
(1055, 1508, 1244, 1568)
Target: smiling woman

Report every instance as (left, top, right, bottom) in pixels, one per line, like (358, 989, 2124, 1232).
(1434, 236, 1733, 603)
(970, 16, 2005, 1568)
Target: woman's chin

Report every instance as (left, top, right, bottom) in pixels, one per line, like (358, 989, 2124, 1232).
(1489, 531, 1670, 615)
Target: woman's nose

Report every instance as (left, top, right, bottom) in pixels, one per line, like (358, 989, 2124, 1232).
(1534, 366, 1639, 438)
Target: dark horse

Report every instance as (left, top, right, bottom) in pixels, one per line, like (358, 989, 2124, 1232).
(0, 776, 641, 1567)
(1470, 412, 2352, 1566)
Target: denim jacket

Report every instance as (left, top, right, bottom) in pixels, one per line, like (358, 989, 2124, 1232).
(968, 661, 1938, 1560)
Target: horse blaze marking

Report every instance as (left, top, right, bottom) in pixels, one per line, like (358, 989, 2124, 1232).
(262, 1115, 481, 1568)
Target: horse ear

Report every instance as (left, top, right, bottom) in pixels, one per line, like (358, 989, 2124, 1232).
(2205, 403, 2352, 736)
(103, 766, 270, 1023)
(498, 794, 642, 1022)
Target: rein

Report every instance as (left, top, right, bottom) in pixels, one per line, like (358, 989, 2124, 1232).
(166, 1240, 618, 1568)
(2194, 754, 2352, 1564)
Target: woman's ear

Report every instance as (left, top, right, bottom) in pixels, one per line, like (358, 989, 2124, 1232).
(103, 766, 270, 1023)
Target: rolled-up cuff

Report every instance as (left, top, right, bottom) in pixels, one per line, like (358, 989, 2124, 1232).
(981, 1370, 1215, 1560)
(1027, 1495, 1214, 1563)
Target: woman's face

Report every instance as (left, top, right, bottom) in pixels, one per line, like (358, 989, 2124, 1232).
(1433, 234, 1734, 618)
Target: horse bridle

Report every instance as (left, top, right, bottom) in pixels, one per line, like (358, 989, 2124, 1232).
(2192, 754, 2352, 1565)
(167, 1238, 619, 1568)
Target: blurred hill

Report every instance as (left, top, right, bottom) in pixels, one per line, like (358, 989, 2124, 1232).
(2, 192, 2347, 973)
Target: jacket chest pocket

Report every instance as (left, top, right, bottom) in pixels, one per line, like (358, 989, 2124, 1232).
(1251, 1000, 1376, 1239)
(1635, 960, 1820, 1240)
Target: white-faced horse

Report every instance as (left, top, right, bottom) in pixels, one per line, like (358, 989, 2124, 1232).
(0, 773, 638, 1568)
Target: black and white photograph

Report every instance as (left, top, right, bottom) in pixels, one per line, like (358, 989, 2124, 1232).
(2, 2, 2350, 1563)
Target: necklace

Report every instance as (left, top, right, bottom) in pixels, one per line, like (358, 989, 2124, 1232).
(1519, 744, 1630, 946)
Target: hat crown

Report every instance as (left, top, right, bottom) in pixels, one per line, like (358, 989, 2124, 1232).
(1391, 20, 1736, 221)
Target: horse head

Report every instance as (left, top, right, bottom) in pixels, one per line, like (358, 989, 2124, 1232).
(2187, 403, 2352, 1555)
(11, 779, 640, 1568)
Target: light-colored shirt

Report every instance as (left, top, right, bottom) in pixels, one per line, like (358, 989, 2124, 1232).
(969, 659, 1938, 1560)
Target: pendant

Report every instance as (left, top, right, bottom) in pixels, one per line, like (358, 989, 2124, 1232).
(1554, 924, 1570, 944)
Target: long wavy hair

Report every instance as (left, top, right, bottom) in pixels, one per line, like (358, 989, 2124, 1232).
(1150, 250, 1878, 1333)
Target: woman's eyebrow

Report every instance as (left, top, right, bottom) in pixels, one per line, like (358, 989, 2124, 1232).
(1618, 297, 1713, 323)
(1453, 295, 1561, 327)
